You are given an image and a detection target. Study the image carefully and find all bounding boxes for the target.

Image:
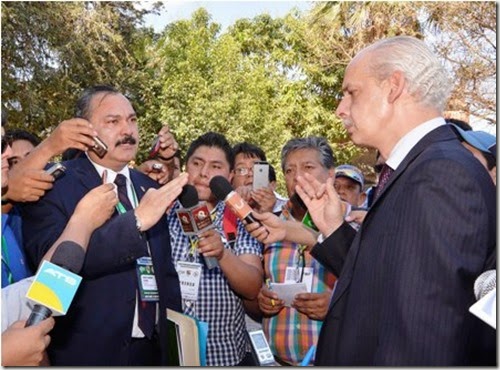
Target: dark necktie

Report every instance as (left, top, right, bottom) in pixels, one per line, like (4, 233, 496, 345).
(114, 174, 133, 211)
(114, 174, 155, 338)
(373, 164, 394, 201)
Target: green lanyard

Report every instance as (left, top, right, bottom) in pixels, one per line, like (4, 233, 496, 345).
(1, 235, 14, 285)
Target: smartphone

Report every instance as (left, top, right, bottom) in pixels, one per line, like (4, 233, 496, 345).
(90, 136, 108, 158)
(152, 163, 163, 172)
(148, 136, 161, 159)
(252, 161, 270, 190)
(46, 162, 66, 180)
(247, 330, 275, 366)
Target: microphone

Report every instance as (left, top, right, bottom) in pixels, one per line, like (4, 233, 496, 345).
(474, 270, 496, 300)
(177, 185, 219, 270)
(25, 241, 85, 327)
(209, 176, 261, 225)
(470, 270, 496, 329)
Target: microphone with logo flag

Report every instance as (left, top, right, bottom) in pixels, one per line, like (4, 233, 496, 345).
(209, 176, 264, 227)
(24, 241, 85, 327)
(177, 185, 219, 270)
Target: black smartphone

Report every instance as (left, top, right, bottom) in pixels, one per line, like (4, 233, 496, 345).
(290, 192, 307, 210)
(90, 136, 108, 158)
(46, 162, 66, 180)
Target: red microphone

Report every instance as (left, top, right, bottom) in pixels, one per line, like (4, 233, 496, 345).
(209, 176, 261, 226)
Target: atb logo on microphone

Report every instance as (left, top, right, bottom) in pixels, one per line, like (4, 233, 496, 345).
(26, 260, 82, 315)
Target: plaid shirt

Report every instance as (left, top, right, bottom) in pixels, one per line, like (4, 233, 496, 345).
(168, 201, 262, 366)
(262, 206, 337, 365)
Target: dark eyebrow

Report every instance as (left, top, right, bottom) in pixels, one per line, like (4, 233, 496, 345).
(103, 113, 137, 120)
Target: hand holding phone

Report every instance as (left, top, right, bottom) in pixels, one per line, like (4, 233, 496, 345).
(46, 163, 66, 180)
(252, 161, 270, 190)
(90, 136, 108, 158)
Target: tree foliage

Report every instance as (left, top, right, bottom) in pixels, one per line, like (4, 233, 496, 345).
(424, 2, 496, 124)
(2, 1, 161, 134)
(1, 2, 496, 190)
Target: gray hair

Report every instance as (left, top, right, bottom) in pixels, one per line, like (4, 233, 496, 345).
(362, 36, 451, 112)
(281, 136, 336, 172)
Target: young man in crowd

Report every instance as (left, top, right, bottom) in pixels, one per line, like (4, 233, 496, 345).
(167, 132, 263, 366)
(232, 142, 287, 214)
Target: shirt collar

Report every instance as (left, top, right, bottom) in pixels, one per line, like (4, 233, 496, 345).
(386, 117, 446, 170)
(85, 152, 131, 185)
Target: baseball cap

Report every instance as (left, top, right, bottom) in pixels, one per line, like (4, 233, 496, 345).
(335, 164, 364, 188)
(452, 125, 497, 159)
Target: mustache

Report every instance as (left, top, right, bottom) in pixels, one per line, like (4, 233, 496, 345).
(115, 135, 137, 147)
(343, 119, 353, 128)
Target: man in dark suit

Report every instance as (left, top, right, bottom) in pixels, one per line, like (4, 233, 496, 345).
(247, 36, 496, 365)
(21, 85, 188, 365)
(303, 36, 496, 365)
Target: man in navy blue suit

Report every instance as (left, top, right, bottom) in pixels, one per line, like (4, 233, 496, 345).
(21, 85, 188, 365)
(247, 36, 496, 365)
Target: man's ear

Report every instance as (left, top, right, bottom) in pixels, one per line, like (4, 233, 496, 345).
(358, 191, 367, 207)
(387, 71, 405, 104)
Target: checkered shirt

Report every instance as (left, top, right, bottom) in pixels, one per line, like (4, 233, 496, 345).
(168, 201, 263, 366)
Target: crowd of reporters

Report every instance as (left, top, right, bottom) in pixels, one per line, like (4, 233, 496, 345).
(1, 35, 496, 366)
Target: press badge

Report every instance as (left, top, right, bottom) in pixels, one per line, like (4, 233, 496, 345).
(136, 257, 159, 302)
(284, 266, 314, 293)
(175, 261, 202, 302)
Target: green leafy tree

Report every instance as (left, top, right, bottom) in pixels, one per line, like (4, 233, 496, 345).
(2, 1, 161, 136)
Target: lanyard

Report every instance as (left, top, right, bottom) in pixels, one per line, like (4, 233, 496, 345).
(1, 235, 13, 284)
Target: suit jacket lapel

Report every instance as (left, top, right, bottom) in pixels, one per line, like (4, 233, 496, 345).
(328, 125, 457, 310)
(130, 170, 149, 202)
(71, 156, 103, 191)
(368, 125, 456, 210)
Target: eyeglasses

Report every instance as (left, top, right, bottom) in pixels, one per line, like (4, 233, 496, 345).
(234, 167, 253, 176)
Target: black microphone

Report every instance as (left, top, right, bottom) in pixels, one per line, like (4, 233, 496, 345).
(25, 241, 85, 327)
(209, 176, 263, 226)
(177, 185, 219, 270)
(474, 270, 496, 300)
